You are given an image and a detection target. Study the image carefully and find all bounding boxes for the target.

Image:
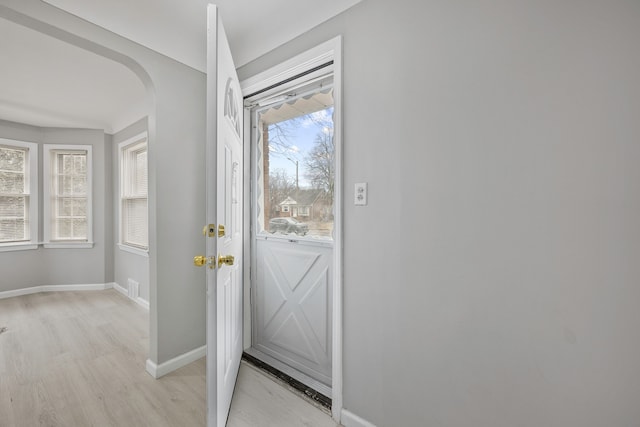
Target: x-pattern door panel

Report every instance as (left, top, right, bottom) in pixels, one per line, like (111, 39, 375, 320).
(254, 239, 332, 386)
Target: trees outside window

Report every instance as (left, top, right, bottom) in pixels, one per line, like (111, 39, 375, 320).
(258, 93, 335, 239)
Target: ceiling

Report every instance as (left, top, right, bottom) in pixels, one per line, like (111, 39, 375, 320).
(0, 17, 147, 133)
(0, 0, 362, 134)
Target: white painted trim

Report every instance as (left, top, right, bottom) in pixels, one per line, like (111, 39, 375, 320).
(242, 107, 252, 352)
(112, 281, 150, 310)
(0, 283, 114, 300)
(117, 132, 149, 251)
(135, 297, 150, 310)
(145, 345, 206, 379)
(341, 409, 377, 427)
(113, 281, 128, 296)
(330, 35, 344, 424)
(255, 233, 333, 248)
(43, 242, 94, 249)
(0, 138, 38, 249)
(0, 243, 38, 252)
(145, 359, 158, 378)
(240, 38, 337, 96)
(240, 35, 344, 424)
(117, 243, 149, 257)
(42, 144, 93, 246)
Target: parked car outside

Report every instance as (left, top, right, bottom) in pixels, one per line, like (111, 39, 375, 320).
(268, 217, 309, 236)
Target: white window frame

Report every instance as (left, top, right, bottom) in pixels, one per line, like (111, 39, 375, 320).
(0, 138, 38, 252)
(118, 132, 149, 256)
(43, 145, 93, 248)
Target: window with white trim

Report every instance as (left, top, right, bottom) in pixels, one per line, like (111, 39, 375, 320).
(120, 133, 148, 251)
(0, 139, 38, 250)
(43, 145, 93, 247)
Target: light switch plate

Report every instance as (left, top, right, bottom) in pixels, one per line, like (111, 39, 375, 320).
(354, 182, 367, 206)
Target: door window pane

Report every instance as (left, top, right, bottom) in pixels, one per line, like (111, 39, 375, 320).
(256, 89, 335, 240)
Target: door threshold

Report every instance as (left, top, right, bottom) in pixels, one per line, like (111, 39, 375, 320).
(242, 351, 332, 412)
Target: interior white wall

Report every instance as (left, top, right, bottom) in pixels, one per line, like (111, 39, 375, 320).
(112, 118, 150, 302)
(238, 0, 640, 426)
(0, 120, 109, 291)
(1, 0, 207, 366)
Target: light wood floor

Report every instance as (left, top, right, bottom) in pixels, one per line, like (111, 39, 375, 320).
(0, 290, 339, 427)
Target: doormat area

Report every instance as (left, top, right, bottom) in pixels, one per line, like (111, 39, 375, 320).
(242, 352, 332, 411)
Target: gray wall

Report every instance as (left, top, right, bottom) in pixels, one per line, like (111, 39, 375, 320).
(112, 118, 150, 302)
(0, 120, 109, 291)
(238, 0, 640, 426)
(104, 132, 114, 284)
(2, 0, 207, 366)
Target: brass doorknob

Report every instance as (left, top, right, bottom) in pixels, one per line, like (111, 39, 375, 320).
(218, 254, 234, 267)
(194, 255, 207, 267)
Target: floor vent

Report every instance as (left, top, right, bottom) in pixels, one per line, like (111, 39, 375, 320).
(127, 279, 139, 300)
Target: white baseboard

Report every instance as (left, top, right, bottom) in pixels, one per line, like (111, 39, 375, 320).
(341, 409, 377, 427)
(0, 283, 114, 300)
(113, 282, 128, 296)
(146, 345, 206, 379)
(112, 282, 149, 310)
(135, 297, 150, 310)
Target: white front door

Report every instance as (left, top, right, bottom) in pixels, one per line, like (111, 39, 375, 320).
(205, 5, 243, 427)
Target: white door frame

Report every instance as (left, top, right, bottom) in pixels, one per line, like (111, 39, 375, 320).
(240, 36, 343, 423)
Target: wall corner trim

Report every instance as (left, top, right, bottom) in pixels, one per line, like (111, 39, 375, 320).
(145, 345, 206, 379)
(341, 409, 377, 427)
(0, 283, 114, 300)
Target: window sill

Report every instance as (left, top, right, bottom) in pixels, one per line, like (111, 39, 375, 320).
(44, 242, 94, 249)
(118, 244, 149, 257)
(0, 243, 38, 253)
